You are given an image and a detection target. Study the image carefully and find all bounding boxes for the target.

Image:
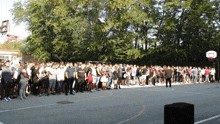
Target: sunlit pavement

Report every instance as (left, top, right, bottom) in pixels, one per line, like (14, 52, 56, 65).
(0, 82, 220, 124)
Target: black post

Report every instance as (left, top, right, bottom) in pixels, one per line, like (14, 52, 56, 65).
(218, 61, 219, 83)
(164, 102, 194, 124)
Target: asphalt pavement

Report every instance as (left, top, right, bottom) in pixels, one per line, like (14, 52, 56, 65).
(0, 82, 220, 124)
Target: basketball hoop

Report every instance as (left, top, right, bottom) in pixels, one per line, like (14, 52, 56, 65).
(206, 50, 217, 61)
(208, 57, 213, 61)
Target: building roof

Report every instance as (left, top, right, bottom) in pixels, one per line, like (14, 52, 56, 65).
(0, 49, 21, 55)
(0, 49, 21, 52)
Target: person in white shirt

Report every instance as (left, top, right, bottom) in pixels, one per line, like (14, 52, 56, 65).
(11, 64, 20, 98)
(89, 64, 96, 92)
(47, 63, 57, 96)
(125, 67, 131, 86)
(146, 66, 150, 85)
(197, 67, 202, 83)
(131, 65, 137, 85)
(141, 66, 147, 86)
(210, 68, 216, 82)
(0, 66, 2, 100)
(201, 68, 205, 82)
(25, 63, 32, 94)
(57, 64, 65, 94)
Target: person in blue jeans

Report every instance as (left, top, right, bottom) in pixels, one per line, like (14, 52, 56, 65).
(192, 67, 198, 84)
(177, 67, 182, 83)
(2, 60, 13, 102)
(47, 64, 57, 96)
(57, 64, 66, 95)
(106, 67, 111, 89)
(95, 64, 101, 91)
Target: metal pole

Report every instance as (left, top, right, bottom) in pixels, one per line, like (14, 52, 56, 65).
(218, 61, 219, 83)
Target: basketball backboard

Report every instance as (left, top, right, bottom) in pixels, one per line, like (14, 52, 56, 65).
(1, 20, 9, 35)
(206, 50, 217, 58)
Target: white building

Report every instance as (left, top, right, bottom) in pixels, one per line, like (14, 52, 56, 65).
(0, 49, 21, 64)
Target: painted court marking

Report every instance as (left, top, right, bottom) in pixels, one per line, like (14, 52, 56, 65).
(0, 104, 56, 113)
(117, 96, 146, 124)
(194, 114, 220, 124)
(0, 91, 113, 113)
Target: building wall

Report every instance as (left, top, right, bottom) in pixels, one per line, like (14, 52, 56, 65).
(22, 55, 35, 63)
(0, 49, 20, 62)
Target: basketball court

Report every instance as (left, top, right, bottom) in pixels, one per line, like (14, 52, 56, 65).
(0, 82, 220, 124)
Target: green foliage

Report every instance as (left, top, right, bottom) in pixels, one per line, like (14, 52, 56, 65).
(10, 0, 220, 66)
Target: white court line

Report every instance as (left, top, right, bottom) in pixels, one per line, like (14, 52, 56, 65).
(194, 114, 220, 124)
(0, 103, 56, 113)
(0, 121, 4, 124)
(175, 90, 220, 97)
(117, 96, 146, 124)
(0, 91, 113, 113)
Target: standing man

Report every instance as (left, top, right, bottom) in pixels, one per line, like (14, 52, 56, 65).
(106, 65, 113, 89)
(117, 64, 122, 89)
(2, 60, 13, 101)
(141, 65, 147, 86)
(65, 63, 75, 95)
(76, 64, 87, 93)
(165, 66, 173, 87)
(0, 61, 4, 100)
(192, 67, 198, 84)
(32, 64, 40, 95)
(57, 64, 66, 95)
(136, 66, 141, 85)
(95, 64, 101, 91)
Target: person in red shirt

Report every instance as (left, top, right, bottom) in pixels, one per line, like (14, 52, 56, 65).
(205, 66, 210, 83)
(189, 66, 193, 83)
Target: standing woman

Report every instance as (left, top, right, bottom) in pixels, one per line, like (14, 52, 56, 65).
(163, 66, 167, 84)
(19, 67, 29, 100)
(100, 66, 107, 90)
(151, 68, 157, 86)
(180, 68, 185, 84)
(113, 67, 118, 89)
(91, 64, 97, 92)
(159, 69, 163, 84)
(125, 67, 131, 87)
(87, 64, 94, 93)
(39, 66, 49, 96)
(205, 66, 210, 83)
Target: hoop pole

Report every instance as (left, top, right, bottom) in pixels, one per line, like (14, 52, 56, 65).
(218, 61, 219, 83)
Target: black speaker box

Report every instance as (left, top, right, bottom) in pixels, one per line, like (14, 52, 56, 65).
(164, 102, 194, 124)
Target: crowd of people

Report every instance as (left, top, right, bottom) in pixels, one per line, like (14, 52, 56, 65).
(0, 59, 216, 102)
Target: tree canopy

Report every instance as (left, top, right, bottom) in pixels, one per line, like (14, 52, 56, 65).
(10, 0, 220, 67)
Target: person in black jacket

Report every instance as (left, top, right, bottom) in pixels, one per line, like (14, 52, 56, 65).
(165, 66, 173, 87)
(0, 62, 3, 100)
(2, 60, 14, 101)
